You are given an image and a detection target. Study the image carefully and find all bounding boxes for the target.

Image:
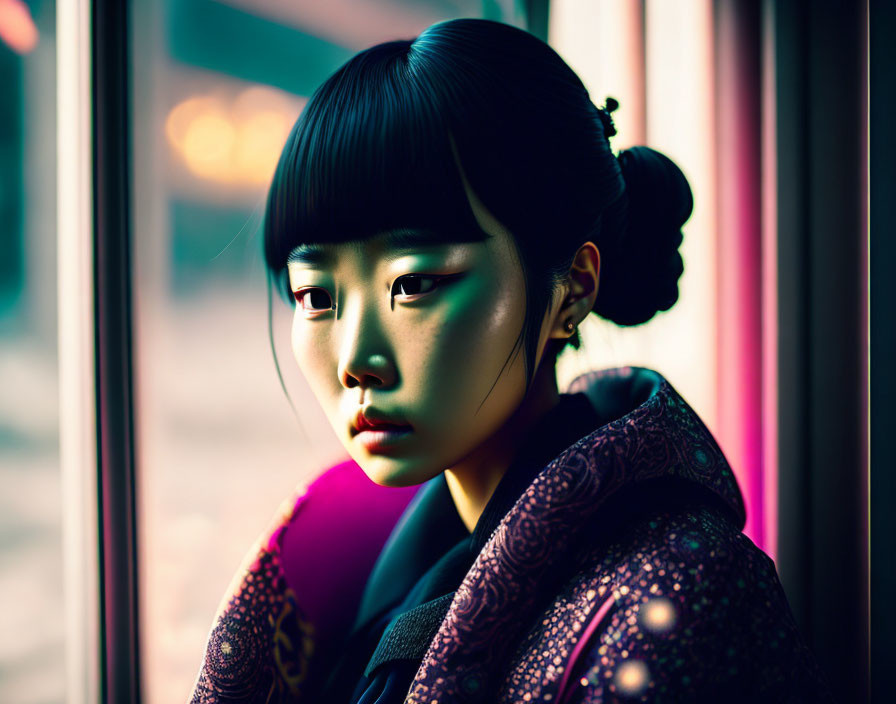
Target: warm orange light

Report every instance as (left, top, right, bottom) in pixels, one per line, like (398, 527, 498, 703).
(232, 85, 296, 118)
(182, 109, 236, 181)
(165, 86, 300, 187)
(234, 109, 291, 184)
(0, 0, 39, 54)
(165, 96, 216, 152)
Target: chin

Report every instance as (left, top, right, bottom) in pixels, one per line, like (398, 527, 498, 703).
(356, 455, 436, 488)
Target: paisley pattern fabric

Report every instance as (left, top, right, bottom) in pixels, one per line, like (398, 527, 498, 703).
(405, 367, 748, 702)
(190, 486, 320, 703)
(544, 506, 834, 703)
(189, 366, 835, 703)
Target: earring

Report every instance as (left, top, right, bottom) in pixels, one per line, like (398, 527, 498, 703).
(564, 318, 576, 334)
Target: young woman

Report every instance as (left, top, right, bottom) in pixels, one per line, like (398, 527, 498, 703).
(190, 18, 834, 704)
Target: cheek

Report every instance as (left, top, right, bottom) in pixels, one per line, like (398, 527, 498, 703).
(396, 270, 528, 456)
(426, 285, 521, 376)
(291, 315, 337, 410)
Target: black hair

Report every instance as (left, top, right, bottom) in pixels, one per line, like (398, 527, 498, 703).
(264, 18, 693, 404)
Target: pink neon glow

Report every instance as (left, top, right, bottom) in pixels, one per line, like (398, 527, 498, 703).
(0, 0, 38, 54)
(760, 1, 779, 562)
(618, 0, 647, 145)
(715, 1, 765, 549)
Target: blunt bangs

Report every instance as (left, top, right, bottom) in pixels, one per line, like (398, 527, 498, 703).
(264, 39, 493, 303)
(261, 17, 635, 398)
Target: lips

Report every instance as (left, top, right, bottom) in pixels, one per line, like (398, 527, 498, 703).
(351, 408, 412, 436)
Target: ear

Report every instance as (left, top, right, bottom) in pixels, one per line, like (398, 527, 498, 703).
(547, 242, 601, 341)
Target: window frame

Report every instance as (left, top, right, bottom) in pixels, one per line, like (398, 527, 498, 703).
(58, 0, 142, 702)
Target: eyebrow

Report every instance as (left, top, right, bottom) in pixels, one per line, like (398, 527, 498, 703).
(286, 228, 455, 267)
(286, 245, 332, 267)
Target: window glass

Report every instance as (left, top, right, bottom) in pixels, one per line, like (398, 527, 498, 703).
(550, 0, 718, 433)
(0, 1, 64, 701)
(130, 2, 524, 700)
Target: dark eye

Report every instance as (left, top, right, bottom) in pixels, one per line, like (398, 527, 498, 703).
(393, 275, 440, 298)
(293, 287, 333, 312)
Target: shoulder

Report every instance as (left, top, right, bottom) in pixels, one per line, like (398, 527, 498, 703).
(556, 504, 836, 703)
(190, 458, 421, 703)
(498, 502, 834, 703)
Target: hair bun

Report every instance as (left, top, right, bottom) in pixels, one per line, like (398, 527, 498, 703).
(593, 146, 693, 326)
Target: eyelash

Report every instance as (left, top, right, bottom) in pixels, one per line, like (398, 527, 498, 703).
(292, 274, 463, 314)
(292, 287, 335, 312)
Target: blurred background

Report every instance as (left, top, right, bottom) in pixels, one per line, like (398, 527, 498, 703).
(0, 0, 887, 703)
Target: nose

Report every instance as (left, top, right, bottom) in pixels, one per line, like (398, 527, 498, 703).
(340, 353, 393, 392)
(336, 297, 397, 392)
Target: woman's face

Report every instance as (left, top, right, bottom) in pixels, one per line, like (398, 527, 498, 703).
(286, 180, 560, 488)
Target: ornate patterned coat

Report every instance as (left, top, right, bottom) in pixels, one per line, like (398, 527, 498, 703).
(189, 366, 835, 703)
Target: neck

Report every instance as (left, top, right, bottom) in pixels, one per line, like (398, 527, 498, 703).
(444, 355, 560, 533)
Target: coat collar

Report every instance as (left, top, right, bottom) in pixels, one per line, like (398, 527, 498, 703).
(404, 365, 745, 702)
(352, 390, 603, 639)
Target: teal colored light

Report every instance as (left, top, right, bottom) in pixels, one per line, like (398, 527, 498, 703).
(166, 0, 355, 97)
(169, 198, 260, 294)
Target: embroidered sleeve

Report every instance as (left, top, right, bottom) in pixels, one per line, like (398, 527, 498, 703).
(188, 484, 318, 703)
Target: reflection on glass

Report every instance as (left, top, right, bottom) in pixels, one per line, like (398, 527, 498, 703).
(0, 1, 64, 702)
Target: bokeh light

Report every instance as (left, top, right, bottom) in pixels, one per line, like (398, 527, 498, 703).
(638, 596, 677, 634)
(613, 658, 650, 696)
(165, 86, 300, 186)
(0, 0, 38, 54)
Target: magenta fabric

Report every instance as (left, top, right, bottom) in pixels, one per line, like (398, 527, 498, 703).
(276, 458, 421, 655)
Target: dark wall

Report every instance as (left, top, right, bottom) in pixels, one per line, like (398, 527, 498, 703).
(775, 1, 870, 702)
(870, 2, 894, 702)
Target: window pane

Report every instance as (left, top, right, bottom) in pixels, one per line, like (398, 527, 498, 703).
(0, 1, 64, 701)
(130, 2, 519, 700)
